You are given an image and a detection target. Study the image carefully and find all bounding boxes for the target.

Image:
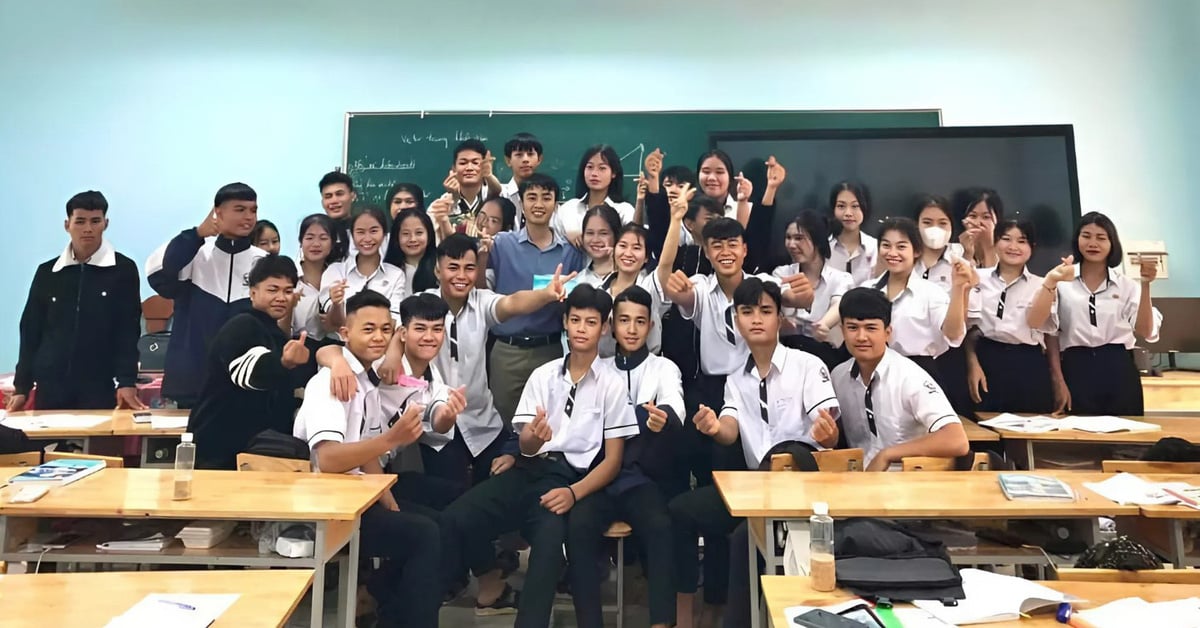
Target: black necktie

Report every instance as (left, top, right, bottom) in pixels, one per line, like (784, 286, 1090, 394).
(759, 377, 770, 424)
(724, 306, 736, 344)
(865, 379, 877, 436)
(1088, 293, 1097, 326)
(564, 383, 578, 418)
(922, 268, 931, 280)
(996, 289, 1007, 319)
(845, 260, 852, 273)
(449, 320, 459, 360)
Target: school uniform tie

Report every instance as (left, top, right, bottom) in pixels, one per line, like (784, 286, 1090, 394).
(449, 320, 459, 360)
(864, 379, 877, 436)
(724, 306, 736, 344)
(996, 288, 1007, 319)
(759, 377, 770, 424)
(1088, 294, 1097, 326)
(564, 384, 578, 418)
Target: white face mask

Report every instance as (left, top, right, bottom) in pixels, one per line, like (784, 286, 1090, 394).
(921, 226, 950, 250)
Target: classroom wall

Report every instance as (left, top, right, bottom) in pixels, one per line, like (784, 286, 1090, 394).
(1, 0, 1197, 371)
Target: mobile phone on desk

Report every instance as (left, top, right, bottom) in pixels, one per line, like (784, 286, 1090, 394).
(132, 411, 153, 424)
(794, 605, 885, 627)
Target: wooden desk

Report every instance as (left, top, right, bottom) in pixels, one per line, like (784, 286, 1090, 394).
(0, 569, 313, 628)
(717, 470, 1136, 628)
(109, 409, 189, 466)
(976, 413, 1200, 469)
(1, 409, 115, 451)
(0, 468, 392, 628)
(1144, 371, 1200, 414)
(761, 575, 1200, 628)
(961, 416, 1001, 442)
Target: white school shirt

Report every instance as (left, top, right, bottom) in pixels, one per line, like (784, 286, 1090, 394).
(552, 196, 636, 239)
(598, 271, 668, 358)
(291, 258, 326, 340)
(424, 287, 507, 456)
(603, 350, 685, 422)
(1056, 265, 1158, 350)
(831, 349, 961, 468)
(967, 267, 1057, 346)
(513, 355, 640, 472)
(721, 347, 840, 469)
(375, 356, 453, 451)
(680, 272, 785, 376)
(293, 347, 387, 474)
(913, 243, 966, 294)
(318, 255, 406, 320)
(828, 232, 879, 286)
(500, 177, 525, 230)
(771, 263, 853, 347)
(576, 263, 615, 289)
(862, 272, 961, 358)
(680, 194, 747, 246)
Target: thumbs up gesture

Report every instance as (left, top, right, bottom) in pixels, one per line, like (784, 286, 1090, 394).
(281, 331, 310, 369)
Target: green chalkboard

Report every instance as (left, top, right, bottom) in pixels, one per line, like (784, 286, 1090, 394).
(343, 110, 940, 206)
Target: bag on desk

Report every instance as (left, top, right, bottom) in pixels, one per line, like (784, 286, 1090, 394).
(0, 424, 34, 455)
(834, 518, 965, 602)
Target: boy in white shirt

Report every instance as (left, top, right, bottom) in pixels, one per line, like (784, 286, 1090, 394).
(292, 289, 437, 628)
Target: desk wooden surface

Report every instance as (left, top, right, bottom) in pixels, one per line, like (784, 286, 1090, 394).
(109, 409, 189, 435)
(0, 468, 393, 521)
(761, 575, 1200, 628)
(961, 416, 1001, 442)
(0, 569, 313, 628)
(1, 409, 115, 438)
(1144, 371, 1200, 412)
(713, 470, 1140, 518)
(977, 412, 1200, 444)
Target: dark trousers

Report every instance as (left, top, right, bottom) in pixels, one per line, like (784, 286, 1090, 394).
(34, 380, 116, 410)
(781, 334, 850, 371)
(1062, 344, 1144, 416)
(420, 429, 511, 497)
(567, 482, 676, 627)
(392, 469, 465, 512)
(360, 502, 442, 628)
(488, 340, 563, 428)
(440, 456, 576, 628)
(935, 346, 975, 418)
(722, 521, 764, 628)
(668, 484, 741, 604)
(976, 339, 1055, 413)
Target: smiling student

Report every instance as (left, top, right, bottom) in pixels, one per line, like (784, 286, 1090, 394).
(384, 208, 438, 294)
(146, 182, 268, 407)
(826, 181, 879, 285)
(772, 210, 854, 369)
(831, 287, 969, 471)
(439, 285, 638, 626)
(1027, 212, 1159, 416)
(319, 170, 357, 258)
(499, 132, 544, 222)
(250, 220, 281, 255)
(575, 204, 621, 287)
(965, 219, 1059, 413)
(443, 139, 495, 231)
(553, 145, 635, 246)
(319, 207, 406, 333)
(669, 278, 839, 628)
(11, 191, 144, 412)
(956, 187, 1003, 268)
(598, 220, 675, 358)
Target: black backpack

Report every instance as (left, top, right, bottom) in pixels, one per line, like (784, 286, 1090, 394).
(834, 518, 965, 602)
(137, 332, 171, 372)
(1075, 535, 1163, 570)
(0, 424, 35, 455)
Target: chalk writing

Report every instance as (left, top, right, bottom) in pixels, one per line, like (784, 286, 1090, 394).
(348, 158, 416, 177)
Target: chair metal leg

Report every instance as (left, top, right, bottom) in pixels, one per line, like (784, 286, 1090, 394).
(616, 537, 625, 628)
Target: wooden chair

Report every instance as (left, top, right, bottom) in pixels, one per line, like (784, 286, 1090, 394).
(142, 296, 174, 334)
(1054, 567, 1200, 584)
(604, 521, 633, 628)
(810, 448, 865, 472)
(902, 452, 990, 472)
(1101, 460, 1200, 474)
(0, 451, 41, 467)
(43, 451, 123, 468)
(235, 453, 309, 473)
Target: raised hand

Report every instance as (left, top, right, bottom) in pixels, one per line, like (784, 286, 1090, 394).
(545, 263, 579, 301)
(635, 173, 648, 202)
(388, 403, 425, 448)
(281, 331, 310, 369)
(528, 406, 553, 446)
(668, 182, 694, 221)
(644, 148, 664, 182)
(765, 156, 787, 190)
(950, 258, 975, 289)
(442, 170, 461, 197)
(666, 270, 694, 300)
(644, 402, 669, 432)
(1045, 255, 1076, 284)
(1139, 257, 1158, 284)
(442, 386, 468, 420)
(330, 280, 349, 306)
(810, 407, 838, 446)
(482, 150, 496, 180)
(782, 272, 814, 304)
(692, 404, 720, 437)
(735, 171, 753, 202)
(197, 209, 220, 238)
(427, 193, 453, 224)
(478, 231, 494, 255)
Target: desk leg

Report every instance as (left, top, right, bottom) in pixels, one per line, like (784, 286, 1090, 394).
(312, 523, 328, 628)
(749, 516, 768, 628)
(340, 521, 361, 628)
(1170, 520, 1188, 568)
(1026, 441, 1036, 471)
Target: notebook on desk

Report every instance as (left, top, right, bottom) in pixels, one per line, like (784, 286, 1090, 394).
(0, 413, 109, 431)
(998, 474, 1075, 501)
(913, 569, 1072, 624)
(979, 413, 1161, 434)
(10, 459, 106, 486)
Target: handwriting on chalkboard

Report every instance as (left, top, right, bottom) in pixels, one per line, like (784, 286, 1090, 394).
(349, 158, 416, 174)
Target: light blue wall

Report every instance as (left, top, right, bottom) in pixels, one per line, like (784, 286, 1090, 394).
(1, 0, 1197, 370)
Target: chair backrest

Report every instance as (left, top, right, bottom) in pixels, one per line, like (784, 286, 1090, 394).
(237, 452, 309, 473)
(902, 452, 990, 472)
(809, 448, 865, 472)
(43, 451, 124, 468)
(1101, 460, 1200, 474)
(0, 451, 41, 467)
(1054, 567, 1200, 584)
(142, 295, 174, 334)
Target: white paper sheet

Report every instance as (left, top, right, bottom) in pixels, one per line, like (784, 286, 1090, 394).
(0, 413, 109, 430)
(105, 593, 239, 628)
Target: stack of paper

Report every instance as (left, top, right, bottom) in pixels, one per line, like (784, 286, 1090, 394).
(978, 414, 1060, 433)
(1076, 596, 1200, 628)
(176, 521, 236, 549)
(1084, 473, 1194, 505)
(106, 594, 239, 628)
(96, 522, 181, 552)
(913, 569, 1072, 624)
(978, 414, 1161, 434)
(150, 416, 188, 430)
(0, 413, 109, 431)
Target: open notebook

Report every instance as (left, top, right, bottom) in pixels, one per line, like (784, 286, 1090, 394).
(979, 413, 1161, 434)
(913, 569, 1072, 624)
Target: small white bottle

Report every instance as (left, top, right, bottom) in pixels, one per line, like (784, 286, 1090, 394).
(173, 433, 196, 501)
(809, 502, 836, 591)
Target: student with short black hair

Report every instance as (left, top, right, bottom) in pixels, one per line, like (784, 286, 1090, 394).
(1027, 212, 1160, 416)
(10, 191, 144, 412)
(146, 182, 268, 407)
(319, 170, 357, 258)
(499, 132, 543, 221)
(293, 289, 441, 628)
(568, 285, 685, 628)
(250, 219, 281, 255)
(442, 139, 497, 231)
(827, 181, 879, 285)
(439, 284, 638, 626)
(831, 287, 970, 472)
(669, 277, 839, 628)
(385, 208, 438, 294)
(320, 207, 406, 333)
(772, 210, 854, 368)
(553, 145, 635, 246)
(188, 254, 309, 469)
(481, 173, 587, 427)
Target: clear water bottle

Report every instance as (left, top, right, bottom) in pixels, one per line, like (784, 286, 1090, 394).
(173, 433, 196, 501)
(809, 501, 836, 591)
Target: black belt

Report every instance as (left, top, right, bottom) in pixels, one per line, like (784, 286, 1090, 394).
(494, 333, 560, 348)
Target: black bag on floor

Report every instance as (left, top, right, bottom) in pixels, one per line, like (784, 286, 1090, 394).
(1074, 535, 1163, 570)
(834, 518, 965, 602)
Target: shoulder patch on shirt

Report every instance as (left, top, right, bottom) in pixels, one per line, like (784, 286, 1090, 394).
(819, 367, 830, 383)
(924, 380, 938, 394)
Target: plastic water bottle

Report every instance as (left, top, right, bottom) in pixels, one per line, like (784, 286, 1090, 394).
(809, 502, 836, 591)
(173, 433, 196, 501)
